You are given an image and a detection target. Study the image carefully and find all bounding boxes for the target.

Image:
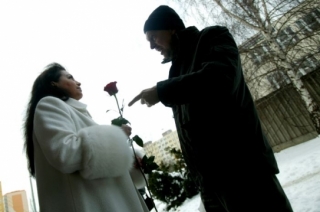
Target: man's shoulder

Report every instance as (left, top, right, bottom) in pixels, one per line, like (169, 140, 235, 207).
(196, 25, 236, 46)
(200, 25, 229, 36)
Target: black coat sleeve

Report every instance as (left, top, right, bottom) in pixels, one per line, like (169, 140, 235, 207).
(157, 26, 243, 106)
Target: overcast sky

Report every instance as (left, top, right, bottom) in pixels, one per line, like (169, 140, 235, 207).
(0, 0, 204, 209)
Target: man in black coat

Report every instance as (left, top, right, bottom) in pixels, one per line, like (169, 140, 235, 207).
(129, 5, 293, 212)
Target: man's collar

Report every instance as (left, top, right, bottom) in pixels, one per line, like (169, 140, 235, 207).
(171, 26, 199, 63)
(174, 26, 199, 56)
(160, 26, 199, 64)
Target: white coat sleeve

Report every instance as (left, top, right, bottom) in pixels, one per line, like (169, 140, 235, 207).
(130, 148, 148, 189)
(33, 97, 133, 179)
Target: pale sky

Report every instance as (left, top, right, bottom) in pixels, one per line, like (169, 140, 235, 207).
(0, 0, 201, 209)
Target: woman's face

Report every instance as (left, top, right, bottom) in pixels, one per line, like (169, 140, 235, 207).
(53, 70, 83, 100)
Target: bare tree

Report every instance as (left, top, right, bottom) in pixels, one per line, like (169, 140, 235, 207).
(171, 0, 320, 134)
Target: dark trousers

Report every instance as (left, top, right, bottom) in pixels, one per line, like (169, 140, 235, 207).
(200, 174, 293, 212)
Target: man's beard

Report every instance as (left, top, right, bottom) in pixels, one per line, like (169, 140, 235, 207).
(161, 50, 173, 64)
(161, 38, 175, 64)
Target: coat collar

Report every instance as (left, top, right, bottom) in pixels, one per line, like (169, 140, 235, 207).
(167, 26, 200, 78)
(173, 26, 199, 61)
(66, 98, 88, 112)
(161, 26, 199, 64)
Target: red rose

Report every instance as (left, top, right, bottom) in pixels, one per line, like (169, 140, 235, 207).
(104, 82, 118, 96)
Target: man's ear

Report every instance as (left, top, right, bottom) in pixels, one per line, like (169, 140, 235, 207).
(51, 82, 57, 87)
(171, 30, 176, 34)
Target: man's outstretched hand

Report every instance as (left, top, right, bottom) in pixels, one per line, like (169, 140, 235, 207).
(128, 86, 159, 107)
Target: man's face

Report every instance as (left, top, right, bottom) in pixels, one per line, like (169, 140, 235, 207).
(146, 30, 175, 60)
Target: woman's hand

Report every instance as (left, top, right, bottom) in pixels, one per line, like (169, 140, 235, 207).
(121, 124, 132, 137)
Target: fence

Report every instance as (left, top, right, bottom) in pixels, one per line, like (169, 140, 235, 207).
(255, 70, 320, 152)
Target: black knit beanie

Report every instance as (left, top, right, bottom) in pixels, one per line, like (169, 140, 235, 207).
(143, 5, 185, 33)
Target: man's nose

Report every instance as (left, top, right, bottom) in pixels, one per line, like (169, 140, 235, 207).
(150, 41, 156, 49)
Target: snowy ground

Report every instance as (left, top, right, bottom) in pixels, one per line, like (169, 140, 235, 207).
(150, 136, 320, 212)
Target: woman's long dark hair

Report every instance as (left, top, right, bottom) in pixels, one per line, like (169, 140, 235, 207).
(23, 62, 69, 177)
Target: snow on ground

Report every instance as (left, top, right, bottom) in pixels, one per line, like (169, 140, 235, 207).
(150, 136, 320, 212)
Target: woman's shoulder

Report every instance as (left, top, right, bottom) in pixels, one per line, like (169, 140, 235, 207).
(37, 96, 68, 109)
(39, 96, 65, 103)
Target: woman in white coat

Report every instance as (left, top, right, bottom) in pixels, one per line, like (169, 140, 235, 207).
(23, 63, 149, 212)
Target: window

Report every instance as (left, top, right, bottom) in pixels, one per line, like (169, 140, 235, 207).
(250, 41, 271, 65)
(296, 9, 320, 32)
(276, 27, 298, 49)
(267, 70, 291, 90)
(295, 55, 319, 77)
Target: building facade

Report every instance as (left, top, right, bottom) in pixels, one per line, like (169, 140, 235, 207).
(239, 1, 320, 100)
(143, 129, 181, 165)
(3, 190, 29, 212)
(238, 1, 320, 150)
(0, 182, 4, 212)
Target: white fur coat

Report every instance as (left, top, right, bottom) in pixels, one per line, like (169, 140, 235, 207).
(33, 96, 149, 212)
(130, 148, 148, 189)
